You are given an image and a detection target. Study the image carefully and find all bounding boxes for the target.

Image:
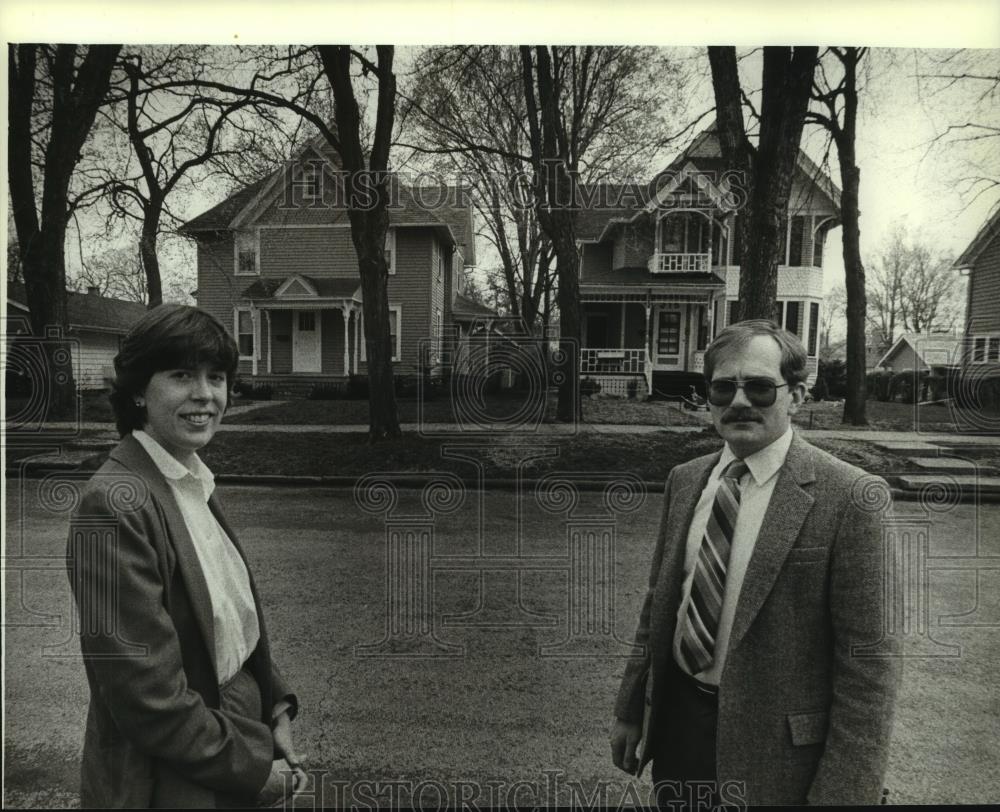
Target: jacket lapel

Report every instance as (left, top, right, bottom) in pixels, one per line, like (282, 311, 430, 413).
(110, 435, 219, 682)
(727, 433, 817, 650)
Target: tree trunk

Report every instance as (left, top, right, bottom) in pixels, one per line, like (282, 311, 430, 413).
(140, 203, 163, 308)
(318, 45, 401, 441)
(837, 49, 868, 426)
(8, 44, 121, 418)
(709, 46, 818, 321)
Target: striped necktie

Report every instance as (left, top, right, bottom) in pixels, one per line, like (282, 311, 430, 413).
(678, 458, 750, 676)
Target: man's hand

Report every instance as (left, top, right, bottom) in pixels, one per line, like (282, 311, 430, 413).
(255, 758, 298, 807)
(610, 719, 642, 775)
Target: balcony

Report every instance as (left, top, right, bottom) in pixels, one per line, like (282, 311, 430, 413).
(648, 252, 711, 273)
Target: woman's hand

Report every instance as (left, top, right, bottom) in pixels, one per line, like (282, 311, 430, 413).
(271, 711, 308, 795)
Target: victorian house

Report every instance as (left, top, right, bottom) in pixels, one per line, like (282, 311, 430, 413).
(576, 126, 840, 398)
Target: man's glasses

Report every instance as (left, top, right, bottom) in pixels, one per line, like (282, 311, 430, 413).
(707, 378, 788, 407)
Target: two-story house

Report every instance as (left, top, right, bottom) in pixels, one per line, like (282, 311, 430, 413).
(180, 137, 478, 394)
(576, 126, 840, 398)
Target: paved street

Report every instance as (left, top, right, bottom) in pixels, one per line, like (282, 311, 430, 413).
(5, 482, 999, 806)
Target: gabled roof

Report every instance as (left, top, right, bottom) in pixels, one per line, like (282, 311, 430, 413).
(877, 332, 962, 368)
(181, 148, 477, 267)
(242, 276, 361, 301)
(954, 206, 1000, 269)
(7, 282, 147, 333)
(452, 293, 498, 320)
(575, 123, 842, 245)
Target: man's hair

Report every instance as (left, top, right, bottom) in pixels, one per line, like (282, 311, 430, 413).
(109, 304, 239, 437)
(703, 319, 808, 386)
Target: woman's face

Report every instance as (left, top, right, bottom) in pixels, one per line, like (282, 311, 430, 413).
(140, 364, 228, 463)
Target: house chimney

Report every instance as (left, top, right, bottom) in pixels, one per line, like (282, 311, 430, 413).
(87, 286, 99, 296)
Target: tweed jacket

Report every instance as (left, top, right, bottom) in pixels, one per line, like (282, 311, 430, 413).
(614, 433, 901, 805)
(66, 434, 296, 808)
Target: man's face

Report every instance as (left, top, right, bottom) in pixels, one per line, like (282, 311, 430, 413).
(708, 334, 806, 458)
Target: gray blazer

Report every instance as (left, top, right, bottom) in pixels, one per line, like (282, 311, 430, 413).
(615, 433, 901, 805)
(67, 434, 297, 808)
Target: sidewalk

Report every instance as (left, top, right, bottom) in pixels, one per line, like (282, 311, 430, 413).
(15, 419, 1000, 445)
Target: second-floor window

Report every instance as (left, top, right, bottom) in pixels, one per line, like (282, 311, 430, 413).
(385, 228, 396, 275)
(235, 231, 258, 275)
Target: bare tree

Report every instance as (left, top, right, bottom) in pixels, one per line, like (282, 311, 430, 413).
(708, 46, 819, 321)
(73, 245, 148, 303)
(868, 223, 962, 340)
(404, 46, 683, 337)
(147, 45, 402, 440)
(807, 46, 869, 425)
(8, 44, 121, 414)
(819, 283, 847, 348)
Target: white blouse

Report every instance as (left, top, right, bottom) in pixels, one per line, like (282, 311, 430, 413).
(133, 430, 260, 686)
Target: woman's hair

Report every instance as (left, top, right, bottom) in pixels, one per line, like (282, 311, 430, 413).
(110, 304, 240, 436)
(703, 319, 808, 386)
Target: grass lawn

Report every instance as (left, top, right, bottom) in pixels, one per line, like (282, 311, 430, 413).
(793, 398, 996, 433)
(225, 392, 706, 428)
(197, 429, 912, 481)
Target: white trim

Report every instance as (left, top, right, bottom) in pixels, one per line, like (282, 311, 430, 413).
(359, 305, 402, 363)
(256, 223, 353, 230)
(233, 306, 260, 361)
(274, 274, 319, 298)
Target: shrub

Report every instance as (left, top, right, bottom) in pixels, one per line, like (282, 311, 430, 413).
(234, 381, 273, 401)
(308, 382, 344, 400)
(580, 377, 601, 397)
(347, 374, 369, 400)
(817, 358, 847, 398)
(809, 375, 829, 402)
(866, 369, 893, 401)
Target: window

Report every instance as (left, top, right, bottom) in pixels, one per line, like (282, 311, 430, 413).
(385, 228, 396, 275)
(298, 312, 316, 332)
(814, 223, 826, 268)
(808, 301, 820, 355)
(235, 309, 256, 359)
(972, 335, 1000, 364)
(727, 300, 737, 326)
(788, 216, 806, 267)
(438, 247, 446, 283)
(360, 306, 401, 362)
(235, 231, 258, 275)
(301, 164, 322, 203)
(785, 300, 801, 336)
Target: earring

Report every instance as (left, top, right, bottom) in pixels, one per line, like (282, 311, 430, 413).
(135, 399, 145, 407)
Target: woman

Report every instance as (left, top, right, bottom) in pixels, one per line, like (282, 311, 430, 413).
(67, 304, 305, 808)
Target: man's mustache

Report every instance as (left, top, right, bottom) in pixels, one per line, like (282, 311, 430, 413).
(722, 409, 762, 423)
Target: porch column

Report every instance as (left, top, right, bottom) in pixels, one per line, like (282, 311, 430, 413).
(264, 310, 272, 374)
(249, 303, 258, 376)
(340, 304, 351, 375)
(644, 300, 653, 395)
(353, 307, 360, 373)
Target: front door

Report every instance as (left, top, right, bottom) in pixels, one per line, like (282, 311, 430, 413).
(292, 310, 321, 372)
(654, 305, 687, 370)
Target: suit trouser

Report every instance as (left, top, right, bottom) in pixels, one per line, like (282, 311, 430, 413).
(650, 659, 720, 809)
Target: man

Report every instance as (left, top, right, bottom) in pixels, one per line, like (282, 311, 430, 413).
(610, 320, 900, 806)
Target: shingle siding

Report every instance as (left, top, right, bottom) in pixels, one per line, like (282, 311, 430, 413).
(969, 229, 1000, 335)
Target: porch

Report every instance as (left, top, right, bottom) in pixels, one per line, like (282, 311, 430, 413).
(580, 288, 724, 399)
(237, 275, 364, 380)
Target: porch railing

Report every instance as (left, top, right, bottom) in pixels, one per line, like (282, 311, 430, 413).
(648, 252, 711, 273)
(580, 348, 646, 374)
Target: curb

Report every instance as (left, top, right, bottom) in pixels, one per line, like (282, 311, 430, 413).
(11, 465, 999, 504)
